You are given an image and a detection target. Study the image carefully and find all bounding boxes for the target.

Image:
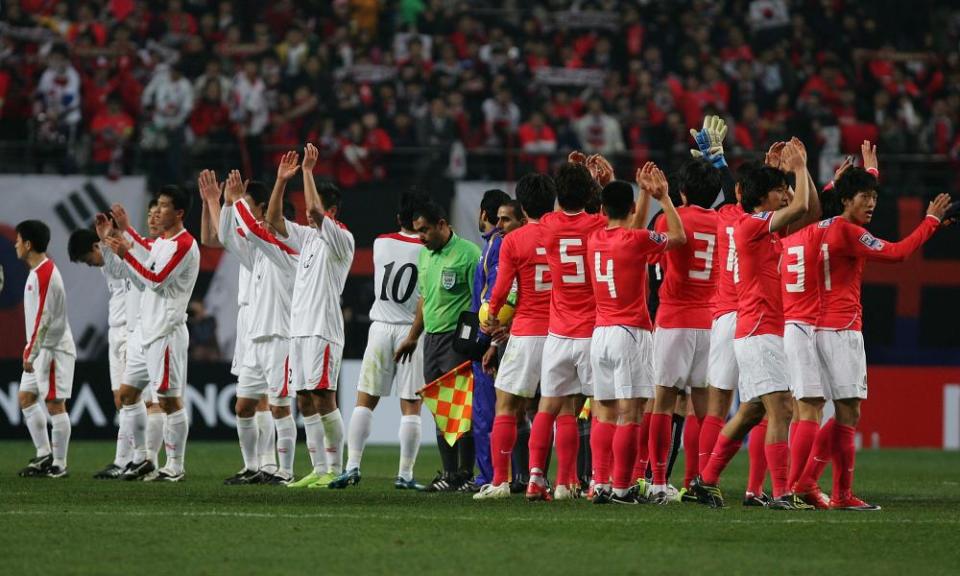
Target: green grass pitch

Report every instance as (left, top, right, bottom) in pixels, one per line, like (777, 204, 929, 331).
(2, 441, 958, 575)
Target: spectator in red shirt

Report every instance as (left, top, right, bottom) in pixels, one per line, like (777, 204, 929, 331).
(189, 80, 231, 145)
(518, 111, 557, 173)
(90, 96, 134, 177)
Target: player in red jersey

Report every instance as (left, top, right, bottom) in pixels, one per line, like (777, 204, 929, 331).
(691, 139, 820, 509)
(796, 160, 952, 511)
(647, 158, 720, 503)
(474, 173, 556, 500)
(590, 164, 686, 504)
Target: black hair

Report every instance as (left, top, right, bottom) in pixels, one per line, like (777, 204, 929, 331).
(737, 161, 788, 213)
(68, 228, 99, 262)
(515, 173, 556, 219)
(246, 180, 269, 208)
(500, 199, 524, 222)
(413, 200, 447, 226)
(148, 198, 159, 210)
(156, 184, 192, 215)
(480, 189, 511, 226)
(15, 220, 50, 253)
(555, 163, 596, 212)
(398, 187, 430, 230)
(600, 180, 635, 220)
(677, 158, 721, 209)
(316, 180, 342, 213)
(835, 167, 878, 205)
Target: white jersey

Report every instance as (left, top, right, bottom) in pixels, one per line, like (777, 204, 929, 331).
(23, 258, 76, 361)
(284, 218, 355, 345)
(118, 227, 153, 333)
(219, 204, 256, 307)
(107, 228, 200, 346)
(231, 199, 299, 340)
(102, 262, 127, 328)
(369, 231, 422, 325)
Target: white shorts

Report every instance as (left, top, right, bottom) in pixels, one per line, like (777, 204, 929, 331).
(541, 334, 593, 398)
(653, 327, 710, 390)
(815, 330, 868, 400)
(124, 328, 150, 389)
(590, 326, 654, 401)
(290, 335, 342, 393)
(238, 337, 293, 406)
(20, 349, 75, 401)
(733, 334, 790, 404)
(784, 323, 827, 400)
(357, 322, 423, 400)
(231, 304, 250, 377)
(144, 324, 189, 399)
(495, 335, 546, 398)
(108, 326, 127, 392)
(707, 312, 740, 391)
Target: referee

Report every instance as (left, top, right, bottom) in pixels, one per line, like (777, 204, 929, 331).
(395, 200, 481, 492)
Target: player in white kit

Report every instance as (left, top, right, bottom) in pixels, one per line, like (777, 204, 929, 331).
(265, 144, 356, 489)
(99, 185, 200, 482)
(16, 220, 76, 478)
(329, 188, 427, 490)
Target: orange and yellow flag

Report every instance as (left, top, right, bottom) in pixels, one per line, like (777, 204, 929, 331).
(418, 361, 474, 446)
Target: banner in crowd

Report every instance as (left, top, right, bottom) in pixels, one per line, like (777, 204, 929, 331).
(0, 176, 149, 361)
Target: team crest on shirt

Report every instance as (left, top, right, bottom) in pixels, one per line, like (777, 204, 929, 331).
(649, 231, 667, 244)
(818, 217, 838, 228)
(858, 232, 885, 251)
(441, 267, 457, 290)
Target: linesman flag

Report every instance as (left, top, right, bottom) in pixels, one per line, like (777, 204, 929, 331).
(418, 361, 474, 446)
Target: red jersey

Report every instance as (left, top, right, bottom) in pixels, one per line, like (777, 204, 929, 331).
(733, 211, 784, 338)
(588, 226, 667, 330)
(540, 210, 607, 338)
(817, 215, 939, 331)
(654, 206, 719, 329)
(712, 203, 744, 318)
(780, 222, 829, 325)
(488, 221, 552, 337)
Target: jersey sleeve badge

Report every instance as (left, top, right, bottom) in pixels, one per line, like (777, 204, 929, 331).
(858, 232, 885, 250)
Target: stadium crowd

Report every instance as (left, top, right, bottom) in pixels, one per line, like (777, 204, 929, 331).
(2, 0, 960, 187)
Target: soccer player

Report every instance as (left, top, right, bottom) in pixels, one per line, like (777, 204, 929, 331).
(68, 227, 131, 478)
(16, 220, 76, 478)
(691, 139, 819, 509)
(647, 158, 721, 503)
(330, 188, 429, 490)
(802, 162, 951, 510)
(264, 143, 355, 489)
(474, 174, 555, 500)
(590, 165, 687, 505)
(100, 185, 200, 482)
(395, 200, 481, 492)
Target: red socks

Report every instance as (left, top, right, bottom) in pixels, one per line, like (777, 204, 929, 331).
(746, 419, 768, 495)
(491, 414, 517, 485)
(832, 422, 857, 500)
(589, 419, 615, 486)
(682, 415, 702, 488)
(648, 413, 673, 485)
(795, 418, 835, 493)
(765, 441, 790, 498)
(528, 412, 555, 479)
(554, 415, 579, 487)
(787, 420, 818, 489)
(632, 413, 651, 482)
(701, 434, 742, 486)
(697, 415, 724, 475)
(612, 422, 638, 490)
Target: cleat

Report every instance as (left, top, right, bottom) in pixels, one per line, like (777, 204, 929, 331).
(635, 478, 652, 499)
(678, 487, 699, 503)
(93, 463, 125, 480)
(44, 465, 69, 478)
(394, 476, 425, 490)
(665, 484, 680, 502)
(829, 495, 881, 511)
(525, 478, 552, 502)
(585, 480, 597, 501)
(287, 471, 321, 488)
(18, 454, 53, 477)
(649, 490, 671, 505)
(306, 471, 338, 489)
(421, 471, 459, 493)
(145, 468, 184, 482)
(265, 472, 293, 486)
(611, 486, 641, 505)
(553, 484, 581, 501)
(797, 487, 831, 510)
(328, 468, 361, 489)
(459, 480, 481, 494)
(689, 475, 725, 508)
(223, 469, 262, 485)
(120, 459, 155, 481)
(768, 493, 815, 510)
(742, 491, 772, 507)
(592, 485, 613, 504)
(509, 480, 527, 494)
(473, 482, 511, 500)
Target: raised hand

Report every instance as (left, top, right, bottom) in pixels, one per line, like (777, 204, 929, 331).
(94, 213, 114, 240)
(197, 169, 222, 203)
(789, 136, 808, 165)
(690, 115, 727, 167)
(861, 140, 878, 172)
(587, 154, 614, 186)
(648, 165, 669, 200)
(302, 143, 319, 171)
(224, 169, 244, 203)
(764, 141, 786, 169)
(832, 155, 855, 182)
(780, 141, 806, 173)
(568, 150, 587, 166)
(927, 193, 953, 220)
(277, 150, 301, 181)
(636, 162, 655, 195)
(111, 203, 130, 231)
(103, 234, 132, 258)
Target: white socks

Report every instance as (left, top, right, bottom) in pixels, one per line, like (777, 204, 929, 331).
(346, 406, 374, 471)
(122, 402, 148, 463)
(236, 416, 259, 472)
(114, 407, 134, 467)
(50, 412, 71, 468)
(22, 403, 50, 458)
(398, 414, 421, 482)
(274, 415, 297, 476)
(256, 410, 276, 471)
(303, 413, 326, 474)
(163, 409, 188, 474)
(320, 410, 344, 474)
(147, 411, 166, 466)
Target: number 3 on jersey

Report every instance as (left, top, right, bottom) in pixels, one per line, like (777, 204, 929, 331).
(379, 261, 417, 303)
